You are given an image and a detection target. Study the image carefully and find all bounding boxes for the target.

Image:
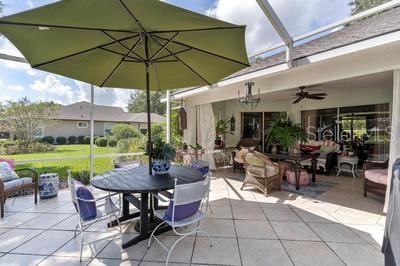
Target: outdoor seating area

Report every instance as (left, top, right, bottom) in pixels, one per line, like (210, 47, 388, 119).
(0, 169, 385, 265)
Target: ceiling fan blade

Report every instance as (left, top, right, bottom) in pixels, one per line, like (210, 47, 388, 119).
(293, 97, 302, 104)
(309, 93, 327, 97)
(306, 95, 325, 100)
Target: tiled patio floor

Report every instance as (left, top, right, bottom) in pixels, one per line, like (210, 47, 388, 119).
(0, 169, 385, 265)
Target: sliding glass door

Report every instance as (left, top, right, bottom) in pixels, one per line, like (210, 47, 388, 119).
(241, 112, 287, 152)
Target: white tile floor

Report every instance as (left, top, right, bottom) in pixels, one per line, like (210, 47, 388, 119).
(0, 169, 386, 266)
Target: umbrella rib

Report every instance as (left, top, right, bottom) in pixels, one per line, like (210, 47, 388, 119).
(101, 30, 145, 61)
(100, 38, 142, 87)
(153, 48, 191, 62)
(148, 42, 161, 91)
(100, 47, 142, 61)
(149, 32, 180, 62)
(149, 26, 245, 34)
(0, 20, 136, 33)
(149, 34, 211, 86)
(153, 35, 250, 67)
(32, 34, 139, 68)
(116, 0, 148, 34)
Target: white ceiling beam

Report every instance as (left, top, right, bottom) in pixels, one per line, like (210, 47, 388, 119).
(256, 0, 293, 67)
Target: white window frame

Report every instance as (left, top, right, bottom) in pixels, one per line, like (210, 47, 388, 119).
(77, 121, 88, 128)
(33, 127, 44, 138)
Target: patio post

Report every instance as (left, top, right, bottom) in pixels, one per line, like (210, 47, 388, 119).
(385, 69, 400, 212)
(166, 90, 171, 144)
(89, 84, 94, 180)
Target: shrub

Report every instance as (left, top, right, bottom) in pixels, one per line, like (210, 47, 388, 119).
(83, 136, 91, 144)
(116, 139, 131, 153)
(77, 135, 85, 144)
(67, 136, 77, 144)
(111, 124, 142, 140)
(29, 142, 55, 153)
(42, 136, 54, 144)
(95, 137, 108, 147)
(55, 136, 67, 145)
(130, 137, 146, 152)
(93, 135, 102, 143)
(0, 139, 16, 148)
(71, 170, 91, 185)
(107, 137, 118, 147)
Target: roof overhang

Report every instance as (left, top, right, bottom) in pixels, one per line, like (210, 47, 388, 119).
(163, 30, 400, 104)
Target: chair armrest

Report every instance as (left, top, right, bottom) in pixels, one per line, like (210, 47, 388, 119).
(363, 161, 388, 172)
(14, 168, 38, 186)
(152, 193, 171, 203)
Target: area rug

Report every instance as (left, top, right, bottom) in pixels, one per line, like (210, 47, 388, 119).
(281, 180, 337, 198)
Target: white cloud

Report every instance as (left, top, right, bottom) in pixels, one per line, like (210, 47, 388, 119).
(8, 85, 24, 92)
(30, 74, 75, 104)
(74, 80, 132, 110)
(0, 95, 13, 103)
(207, 0, 350, 54)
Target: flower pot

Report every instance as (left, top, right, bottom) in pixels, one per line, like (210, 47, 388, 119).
(152, 159, 171, 175)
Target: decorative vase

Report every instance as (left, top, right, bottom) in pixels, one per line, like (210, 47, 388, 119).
(38, 173, 59, 199)
(152, 159, 171, 174)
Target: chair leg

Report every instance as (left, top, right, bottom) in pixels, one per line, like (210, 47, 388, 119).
(74, 224, 79, 238)
(166, 235, 188, 266)
(148, 221, 166, 248)
(34, 186, 37, 204)
(363, 178, 367, 197)
(0, 196, 4, 218)
(196, 230, 212, 247)
(80, 228, 84, 262)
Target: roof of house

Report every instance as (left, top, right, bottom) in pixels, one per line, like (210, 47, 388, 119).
(53, 101, 165, 123)
(172, 7, 400, 96)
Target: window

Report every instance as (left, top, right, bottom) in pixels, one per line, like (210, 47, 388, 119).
(104, 122, 115, 135)
(77, 121, 88, 128)
(33, 127, 44, 138)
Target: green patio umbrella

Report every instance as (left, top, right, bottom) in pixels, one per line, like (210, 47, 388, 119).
(0, 0, 249, 174)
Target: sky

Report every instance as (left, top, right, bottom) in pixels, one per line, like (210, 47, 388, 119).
(0, 0, 351, 109)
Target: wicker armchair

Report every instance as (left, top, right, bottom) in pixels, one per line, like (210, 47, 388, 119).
(231, 138, 260, 173)
(1, 168, 38, 217)
(241, 151, 282, 196)
(363, 160, 388, 198)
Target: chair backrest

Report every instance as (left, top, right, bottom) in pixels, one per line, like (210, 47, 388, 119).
(67, 170, 78, 205)
(173, 175, 211, 207)
(191, 159, 210, 176)
(236, 138, 260, 150)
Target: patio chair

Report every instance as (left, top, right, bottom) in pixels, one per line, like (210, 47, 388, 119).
(67, 171, 122, 261)
(148, 175, 212, 265)
(231, 138, 260, 173)
(1, 164, 38, 218)
(363, 160, 389, 198)
(242, 151, 282, 196)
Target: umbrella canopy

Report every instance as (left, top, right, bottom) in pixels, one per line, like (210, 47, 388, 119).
(0, 0, 249, 173)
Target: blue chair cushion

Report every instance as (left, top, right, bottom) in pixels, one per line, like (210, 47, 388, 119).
(191, 161, 209, 176)
(163, 200, 201, 222)
(73, 181, 97, 221)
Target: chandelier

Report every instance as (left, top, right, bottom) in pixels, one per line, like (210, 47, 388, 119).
(237, 81, 260, 109)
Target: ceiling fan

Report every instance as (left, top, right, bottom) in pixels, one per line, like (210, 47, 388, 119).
(292, 86, 327, 104)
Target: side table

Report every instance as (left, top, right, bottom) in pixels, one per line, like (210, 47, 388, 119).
(337, 156, 359, 179)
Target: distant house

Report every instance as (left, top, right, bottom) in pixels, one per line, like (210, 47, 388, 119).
(40, 101, 165, 138)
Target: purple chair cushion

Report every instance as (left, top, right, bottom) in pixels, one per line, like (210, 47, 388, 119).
(191, 161, 209, 176)
(73, 181, 97, 221)
(163, 200, 201, 222)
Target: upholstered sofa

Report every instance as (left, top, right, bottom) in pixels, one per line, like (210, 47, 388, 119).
(1, 161, 38, 217)
(300, 140, 340, 175)
(363, 160, 388, 198)
(242, 151, 282, 196)
(231, 138, 260, 173)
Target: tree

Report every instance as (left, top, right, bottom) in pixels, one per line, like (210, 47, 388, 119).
(0, 98, 59, 151)
(349, 0, 390, 14)
(127, 90, 167, 115)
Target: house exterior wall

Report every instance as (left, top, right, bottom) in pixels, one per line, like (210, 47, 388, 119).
(44, 120, 146, 138)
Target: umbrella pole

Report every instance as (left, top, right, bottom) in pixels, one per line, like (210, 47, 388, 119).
(145, 35, 152, 175)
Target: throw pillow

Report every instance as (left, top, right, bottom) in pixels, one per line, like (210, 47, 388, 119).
(191, 160, 209, 175)
(0, 161, 19, 182)
(73, 181, 97, 221)
(0, 158, 15, 169)
(320, 145, 337, 153)
(163, 200, 201, 222)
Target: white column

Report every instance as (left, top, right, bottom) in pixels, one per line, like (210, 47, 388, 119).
(166, 90, 171, 143)
(385, 69, 400, 212)
(89, 84, 95, 180)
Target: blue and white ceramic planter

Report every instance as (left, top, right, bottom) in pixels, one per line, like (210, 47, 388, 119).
(38, 173, 59, 199)
(152, 159, 171, 175)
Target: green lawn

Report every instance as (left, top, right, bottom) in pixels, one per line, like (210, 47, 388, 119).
(3, 144, 116, 179)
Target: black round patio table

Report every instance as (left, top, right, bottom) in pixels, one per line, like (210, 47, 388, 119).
(91, 164, 203, 249)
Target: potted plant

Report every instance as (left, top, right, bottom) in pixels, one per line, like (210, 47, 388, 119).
(215, 118, 233, 148)
(151, 139, 176, 174)
(265, 119, 307, 153)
